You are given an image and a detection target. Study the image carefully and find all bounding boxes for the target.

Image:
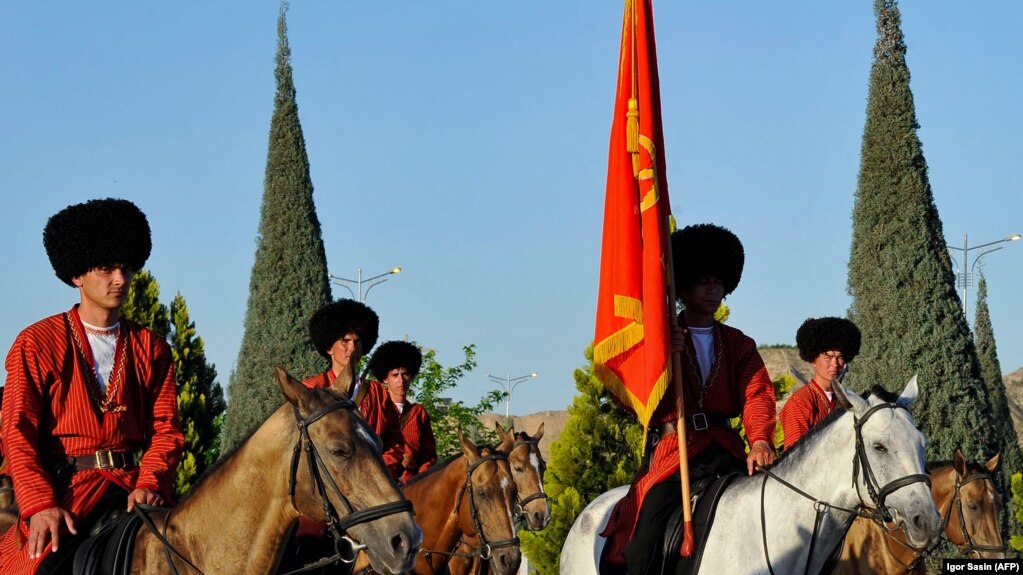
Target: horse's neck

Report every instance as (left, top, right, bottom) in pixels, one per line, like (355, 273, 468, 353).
(143, 409, 297, 573)
(405, 456, 470, 569)
(772, 414, 861, 511)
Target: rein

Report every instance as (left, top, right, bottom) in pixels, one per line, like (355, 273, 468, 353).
(282, 399, 414, 574)
(419, 452, 520, 574)
(759, 402, 931, 575)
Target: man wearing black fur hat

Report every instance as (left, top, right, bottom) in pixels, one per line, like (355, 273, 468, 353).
(369, 341, 436, 484)
(780, 317, 861, 450)
(304, 299, 404, 479)
(0, 199, 183, 575)
(601, 224, 777, 575)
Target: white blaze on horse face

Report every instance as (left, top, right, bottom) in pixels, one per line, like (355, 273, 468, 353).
(501, 476, 516, 527)
(529, 453, 545, 490)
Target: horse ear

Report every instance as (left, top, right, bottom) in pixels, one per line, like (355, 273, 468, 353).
(533, 422, 545, 441)
(495, 420, 508, 435)
(985, 452, 1002, 473)
(276, 366, 309, 409)
(832, 381, 867, 414)
(954, 448, 968, 479)
(459, 430, 480, 463)
(896, 375, 919, 409)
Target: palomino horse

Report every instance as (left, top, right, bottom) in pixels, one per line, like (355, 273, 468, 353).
(835, 448, 1004, 574)
(447, 422, 551, 575)
(356, 432, 521, 575)
(560, 376, 942, 575)
(111, 368, 418, 574)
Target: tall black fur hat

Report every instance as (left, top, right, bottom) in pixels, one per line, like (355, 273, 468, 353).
(671, 224, 744, 296)
(796, 317, 861, 363)
(368, 341, 423, 381)
(308, 299, 380, 357)
(43, 198, 152, 286)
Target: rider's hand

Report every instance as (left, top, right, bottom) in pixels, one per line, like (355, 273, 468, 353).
(28, 506, 76, 559)
(127, 487, 163, 512)
(747, 440, 776, 476)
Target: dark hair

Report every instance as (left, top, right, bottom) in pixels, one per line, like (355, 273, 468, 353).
(43, 198, 152, 286)
(308, 299, 380, 357)
(796, 317, 862, 363)
(671, 224, 744, 296)
(367, 340, 423, 381)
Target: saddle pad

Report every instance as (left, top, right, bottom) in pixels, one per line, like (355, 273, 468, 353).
(73, 512, 144, 575)
(662, 472, 739, 575)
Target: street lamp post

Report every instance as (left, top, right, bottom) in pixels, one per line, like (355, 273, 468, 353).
(488, 372, 539, 420)
(947, 233, 1020, 313)
(330, 267, 402, 302)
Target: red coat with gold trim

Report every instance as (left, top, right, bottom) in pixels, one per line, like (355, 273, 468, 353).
(395, 402, 436, 484)
(601, 322, 776, 564)
(779, 380, 835, 450)
(302, 372, 405, 480)
(0, 306, 184, 575)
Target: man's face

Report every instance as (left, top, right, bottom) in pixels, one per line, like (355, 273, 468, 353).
(328, 331, 363, 372)
(680, 276, 725, 317)
(812, 350, 846, 385)
(73, 264, 134, 312)
(384, 368, 412, 399)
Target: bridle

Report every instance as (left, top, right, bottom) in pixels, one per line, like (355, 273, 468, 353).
(136, 397, 413, 575)
(759, 401, 931, 575)
(880, 468, 1005, 572)
(421, 451, 520, 574)
(283, 399, 414, 573)
(510, 437, 548, 522)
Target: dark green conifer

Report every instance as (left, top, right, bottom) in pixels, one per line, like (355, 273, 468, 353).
(973, 276, 1022, 475)
(847, 0, 996, 462)
(518, 347, 642, 574)
(220, 2, 331, 452)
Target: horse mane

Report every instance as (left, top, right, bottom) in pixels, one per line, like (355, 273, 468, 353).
(513, 430, 534, 442)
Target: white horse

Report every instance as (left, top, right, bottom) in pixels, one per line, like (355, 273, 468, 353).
(560, 376, 942, 575)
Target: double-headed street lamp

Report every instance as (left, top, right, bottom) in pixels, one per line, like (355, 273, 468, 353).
(330, 267, 402, 302)
(947, 233, 1020, 313)
(488, 372, 539, 420)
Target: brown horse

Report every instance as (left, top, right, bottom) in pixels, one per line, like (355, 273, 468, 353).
(356, 431, 521, 575)
(447, 422, 550, 575)
(122, 368, 421, 574)
(835, 448, 1003, 574)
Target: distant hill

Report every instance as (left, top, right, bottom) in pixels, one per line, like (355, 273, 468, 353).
(1001, 368, 1023, 447)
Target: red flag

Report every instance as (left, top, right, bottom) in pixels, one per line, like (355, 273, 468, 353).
(593, 0, 673, 431)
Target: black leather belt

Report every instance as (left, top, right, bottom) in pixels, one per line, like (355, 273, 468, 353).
(68, 450, 138, 471)
(686, 412, 731, 431)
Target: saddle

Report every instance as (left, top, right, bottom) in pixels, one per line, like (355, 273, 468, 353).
(73, 512, 144, 575)
(661, 472, 739, 575)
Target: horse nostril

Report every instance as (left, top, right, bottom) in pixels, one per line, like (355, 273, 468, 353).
(391, 533, 406, 553)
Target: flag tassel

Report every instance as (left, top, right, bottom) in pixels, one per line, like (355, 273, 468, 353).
(627, 97, 640, 175)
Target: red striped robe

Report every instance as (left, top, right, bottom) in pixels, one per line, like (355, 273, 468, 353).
(779, 380, 834, 450)
(395, 403, 436, 484)
(0, 306, 184, 575)
(601, 322, 776, 564)
(301, 372, 405, 480)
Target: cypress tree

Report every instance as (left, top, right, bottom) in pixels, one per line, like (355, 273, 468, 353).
(122, 270, 170, 339)
(973, 276, 1022, 474)
(220, 2, 332, 452)
(518, 347, 642, 574)
(847, 0, 997, 463)
(169, 294, 226, 496)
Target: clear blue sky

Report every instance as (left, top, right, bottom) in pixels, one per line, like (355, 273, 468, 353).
(2, 2, 1020, 416)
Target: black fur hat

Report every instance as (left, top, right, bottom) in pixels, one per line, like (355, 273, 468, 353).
(367, 341, 423, 381)
(796, 317, 861, 363)
(308, 299, 380, 357)
(671, 224, 744, 296)
(43, 198, 152, 286)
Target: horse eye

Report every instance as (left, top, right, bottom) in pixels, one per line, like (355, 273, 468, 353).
(872, 442, 887, 453)
(329, 445, 352, 458)
(967, 501, 979, 512)
(513, 465, 525, 473)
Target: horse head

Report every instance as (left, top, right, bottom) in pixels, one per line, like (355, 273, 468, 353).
(833, 375, 941, 549)
(495, 421, 551, 530)
(940, 448, 1005, 558)
(277, 368, 422, 575)
(459, 431, 522, 575)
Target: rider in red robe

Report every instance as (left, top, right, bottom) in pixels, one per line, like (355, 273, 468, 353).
(780, 317, 861, 450)
(368, 340, 437, 484)
(0, 199, 184, 575)
(601, 224, 777, 575)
